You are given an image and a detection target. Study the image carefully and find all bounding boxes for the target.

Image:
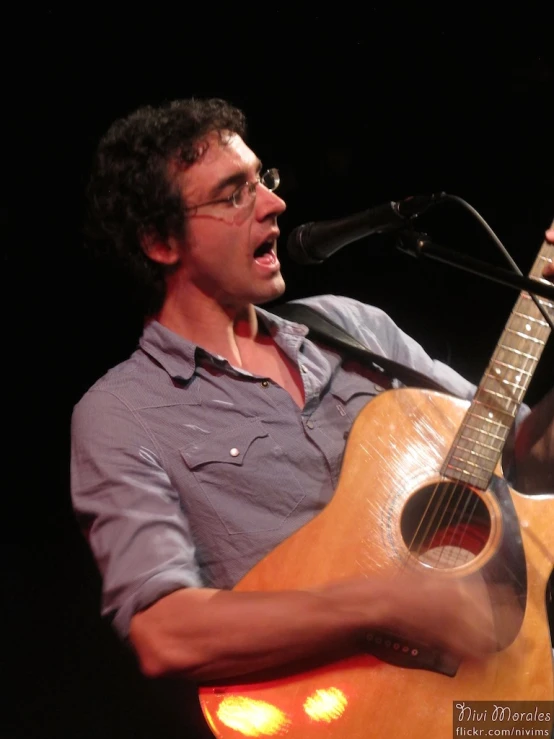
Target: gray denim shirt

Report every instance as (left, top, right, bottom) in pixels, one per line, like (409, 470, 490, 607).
(71, 295, 475, 637)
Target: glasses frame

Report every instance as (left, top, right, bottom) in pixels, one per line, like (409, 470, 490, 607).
(183, 168, 280, 213)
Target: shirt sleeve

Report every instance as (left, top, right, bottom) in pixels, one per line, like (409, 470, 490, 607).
(71, 389, 203, 639)
(295, 294, 476, 399)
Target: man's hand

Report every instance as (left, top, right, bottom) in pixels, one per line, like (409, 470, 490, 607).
(544, 228, 554, 281)
(320, 570, 520, 661)
(513, 226, 554, 494)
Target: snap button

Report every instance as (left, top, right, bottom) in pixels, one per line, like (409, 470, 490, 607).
(261, 380, 270, 388)
(229, 448, 240, 457)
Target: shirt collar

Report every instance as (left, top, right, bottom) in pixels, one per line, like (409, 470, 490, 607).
(139, 321, 198, 381)
(139, 307, 309, 381)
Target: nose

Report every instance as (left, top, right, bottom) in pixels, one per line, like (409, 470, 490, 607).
(256, 183, 286, 220)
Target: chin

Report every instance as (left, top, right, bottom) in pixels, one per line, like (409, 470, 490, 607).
(255, 276, 286, 305)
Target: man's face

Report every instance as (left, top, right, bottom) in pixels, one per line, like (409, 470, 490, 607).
(174, 131, 287, 309)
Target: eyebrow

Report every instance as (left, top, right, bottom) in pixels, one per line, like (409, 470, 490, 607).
(207, 158, 263, 199)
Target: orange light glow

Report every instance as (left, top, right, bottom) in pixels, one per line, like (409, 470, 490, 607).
(215, 695, 290, 737)
(303, 687, 348, 723)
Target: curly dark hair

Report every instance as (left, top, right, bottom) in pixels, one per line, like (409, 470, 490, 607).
(85, 98, 247, 314)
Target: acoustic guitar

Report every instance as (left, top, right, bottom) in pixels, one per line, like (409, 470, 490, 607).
(199, 228, 554, 738)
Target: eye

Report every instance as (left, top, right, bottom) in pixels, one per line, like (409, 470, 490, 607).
(231, 182, 250, 207)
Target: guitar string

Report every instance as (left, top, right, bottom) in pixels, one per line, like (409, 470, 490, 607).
(403, 238, 553, 572)
(415, 302, 545, 570)
(447, 244, 553, 569)
(446, 305, 545, 569)
(449, 249, 552, 567)
(437, 237, 554, 567)
(440, 271, 549, 568)
(435, 299, 540, 568)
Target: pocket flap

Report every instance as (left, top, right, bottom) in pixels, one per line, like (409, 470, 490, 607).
(181, 421, 269, 469)
(330, 377, 382, 403)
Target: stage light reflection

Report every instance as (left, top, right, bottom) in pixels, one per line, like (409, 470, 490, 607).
(215, 695, 290, 736)
(303, 687, 348, 723)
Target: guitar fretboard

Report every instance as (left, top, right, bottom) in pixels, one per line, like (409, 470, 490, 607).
(441, 232, 553, 489)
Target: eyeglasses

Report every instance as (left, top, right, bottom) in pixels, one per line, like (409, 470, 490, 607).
(184, 168, 280, 212)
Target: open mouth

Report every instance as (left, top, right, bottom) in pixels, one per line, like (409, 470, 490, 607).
(253, 240, 279, 270)
(253, 241, 274, 259)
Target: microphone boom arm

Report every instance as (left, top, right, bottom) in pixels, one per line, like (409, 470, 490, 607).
(397, 231, 554, 302)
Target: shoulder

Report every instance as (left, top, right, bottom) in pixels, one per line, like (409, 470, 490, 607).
(291, 294, 391, 325)
(71, 349, 156, 436)
(288, 294, 403, 353)
(72, 343, 177, 422)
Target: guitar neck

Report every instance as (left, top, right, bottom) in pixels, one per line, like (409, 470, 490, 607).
(442, 231, 554, 489)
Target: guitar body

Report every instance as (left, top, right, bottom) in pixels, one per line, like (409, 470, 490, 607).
(199, 389, 554, 739)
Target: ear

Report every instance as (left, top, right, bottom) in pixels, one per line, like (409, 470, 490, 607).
(139, 229, 181, 266)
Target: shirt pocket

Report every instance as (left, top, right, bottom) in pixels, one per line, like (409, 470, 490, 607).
(330, 374, 387, 424)
(180, 420, 305, 535)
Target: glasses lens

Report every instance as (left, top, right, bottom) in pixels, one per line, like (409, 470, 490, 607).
(262, 168, 280, 191)
(232, 182, 251, 208)
(232, 169, 280, 208)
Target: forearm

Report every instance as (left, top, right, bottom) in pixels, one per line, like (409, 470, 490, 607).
(128, 570, 501, 682)
(513, 386, 554, 494)
(129, 585, 374, 682)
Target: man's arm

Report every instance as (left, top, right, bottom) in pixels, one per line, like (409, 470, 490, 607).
(514, 386, 554, 494)
(71, 389, 204, 637)
(129, 571, 502, 681)
(513, 227, 554, 493)
(544, 228, 554, 280)
(72, 385, 504, 684)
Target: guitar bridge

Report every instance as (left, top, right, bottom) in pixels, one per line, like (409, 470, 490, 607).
(365, 631, 460, 677)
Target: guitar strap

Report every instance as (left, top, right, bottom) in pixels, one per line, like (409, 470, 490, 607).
(270, 301, 456, 395)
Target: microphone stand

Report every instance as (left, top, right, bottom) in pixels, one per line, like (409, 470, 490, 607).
(396, 230, 554, 302)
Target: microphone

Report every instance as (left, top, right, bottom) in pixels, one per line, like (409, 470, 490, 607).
(287, 192, 447, 265)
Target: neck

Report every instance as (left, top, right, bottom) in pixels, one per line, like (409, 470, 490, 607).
(155, 288, 260, 367)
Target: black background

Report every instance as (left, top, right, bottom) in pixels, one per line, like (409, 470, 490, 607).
(5, 6, 554, 738)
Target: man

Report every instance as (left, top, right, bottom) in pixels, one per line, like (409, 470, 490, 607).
(72, 98, 553, 690)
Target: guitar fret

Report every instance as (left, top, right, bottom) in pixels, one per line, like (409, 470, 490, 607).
(497, 344, 539, 361)
(490, 360, 532, 376)
(472, 399, 517, 419)
(522, 293, 553, 310)
(443, 463, 489, 486)
(483, 373, 524, 392)
(504, 328, 545, 345)
(458, 436, 502, 453)
(459, 437, 504, 454)
(472, 413, 513, 428)
(469, 412, 513, 430)
(449, 460, 489, 475)
(480, 385, 525, 405)
(441, 234, 553, 491)
(453, 442, 498, 457)
(478, 387, 520, 405)
(450, 449, 496, 465)
(512, 311, 549, 327)
(462, 423, 506, 442)
(444, 459, 481, 474)
(508, 325, 550, 343)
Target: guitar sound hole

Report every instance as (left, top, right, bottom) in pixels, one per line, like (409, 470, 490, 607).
(400, 483, 491, 570)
